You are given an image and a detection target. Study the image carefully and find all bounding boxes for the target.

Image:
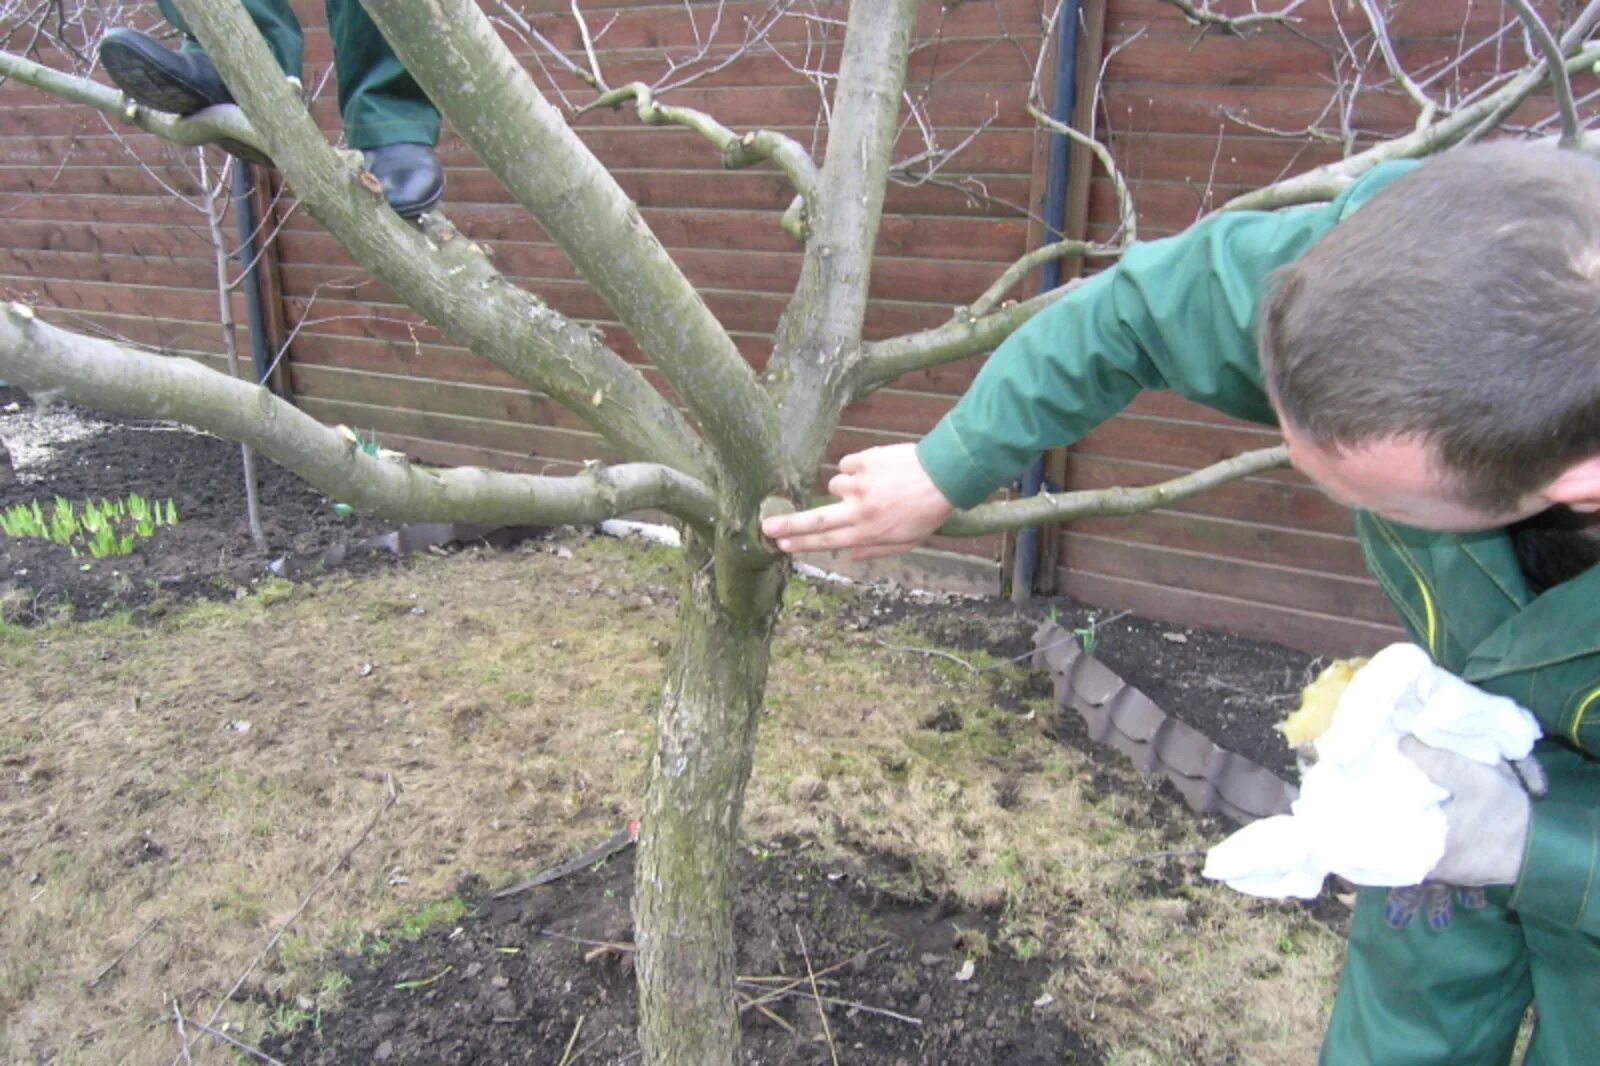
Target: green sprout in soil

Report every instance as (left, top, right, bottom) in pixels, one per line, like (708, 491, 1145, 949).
(0, 494, 178, 557)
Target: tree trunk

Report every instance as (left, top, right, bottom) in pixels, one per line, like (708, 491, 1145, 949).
(634, 532, 783, 1065)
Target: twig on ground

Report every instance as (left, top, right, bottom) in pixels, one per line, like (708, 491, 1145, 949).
(172, 774, 399, 1065)
(795, 924, 839, 1066)
(539, 928, 637, 953)
(748, 986, 924, 1027)
(170, 994, 193, 1066)
(737, 944, 884, 1014)
(873, 610, 1131, 674)
(393, 965, 453, 991)
(737, 989, 797, 1033)
(172, 1006, 285, 1066)
(87, 917, 161, 987)
(557, 1013, 586, 1066)
(871, 639, 990, 672)
(1095, 847, 1209, 868)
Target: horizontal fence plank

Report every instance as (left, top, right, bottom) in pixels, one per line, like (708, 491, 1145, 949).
(1056, 532, 1397, 626)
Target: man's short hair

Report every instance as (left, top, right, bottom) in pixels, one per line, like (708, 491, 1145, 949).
(1258, 141, 1600, 513)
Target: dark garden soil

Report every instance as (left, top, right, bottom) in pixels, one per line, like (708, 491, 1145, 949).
(852, 594, 1317, 782)
(0, 384, 406, 622)
(1, 386, 1326, 1064)
(265, 847, 1096, 1066)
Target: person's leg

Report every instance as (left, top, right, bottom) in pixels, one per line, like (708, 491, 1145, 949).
(1519, 745, 1600, 1066)
(324, 0, 443, 216)
(1520, 914, 1600, 1065)
(1320, 886, 1531, 1066)
(154, 0, 302, 77)
(323, 0, 438, 149)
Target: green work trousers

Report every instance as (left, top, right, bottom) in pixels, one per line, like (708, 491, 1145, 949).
(155, 0, 439, 149)
(1320, 741, 1600, 1065)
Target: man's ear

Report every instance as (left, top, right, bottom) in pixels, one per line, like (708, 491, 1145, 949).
(1544, 454, 1600, 513)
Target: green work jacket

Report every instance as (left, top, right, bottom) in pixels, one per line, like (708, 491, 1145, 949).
(917, 161, 1600, 937)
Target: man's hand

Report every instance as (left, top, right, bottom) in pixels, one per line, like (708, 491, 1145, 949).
(1379, 737, 1545, 930)
(1398, 735, 1545, 888)
(761, 444, 955, 559)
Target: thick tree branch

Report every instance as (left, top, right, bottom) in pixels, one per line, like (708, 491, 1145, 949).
(768, 0, 920, 482)
(939, 445, 1289, 537)
(0, 305, 718, 529)
(358, 0, 782, 507)
(852, 285, 1082, 396)
(1223, 40, 1600, 210)
(160, 0, 708, 482)
(0, 47, 267, 156)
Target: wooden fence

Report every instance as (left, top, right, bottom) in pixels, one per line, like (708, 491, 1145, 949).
(1, 1, 1585, 654)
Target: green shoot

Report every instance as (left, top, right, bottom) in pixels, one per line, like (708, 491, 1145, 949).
(0, 493, 180, 557)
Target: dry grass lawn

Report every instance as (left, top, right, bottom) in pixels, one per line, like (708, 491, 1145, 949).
(0, 532, 1341, 1064)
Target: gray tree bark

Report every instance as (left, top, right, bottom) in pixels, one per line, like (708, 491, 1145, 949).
(634, 536, 783, 1063)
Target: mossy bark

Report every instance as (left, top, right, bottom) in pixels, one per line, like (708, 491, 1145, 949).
(634, 533, 783, 1065)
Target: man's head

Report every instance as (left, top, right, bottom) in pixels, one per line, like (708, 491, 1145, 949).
(1258, 141, 1600, 531)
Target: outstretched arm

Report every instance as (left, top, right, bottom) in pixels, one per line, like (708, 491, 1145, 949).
(765, 174, 1403, 557)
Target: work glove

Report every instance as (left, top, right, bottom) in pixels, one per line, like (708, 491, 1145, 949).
(1203, 644, 1543, 900)
(1381, 735, 1548, 930)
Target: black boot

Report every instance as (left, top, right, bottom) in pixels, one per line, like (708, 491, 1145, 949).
(99, 28, 232, 116)
(363, 143, 445, 219)
(98, 28, 273, 165)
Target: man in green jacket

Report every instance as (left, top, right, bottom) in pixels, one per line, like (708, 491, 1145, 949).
(98, 0, 443, 217)
(764, 141, 1600, 1064)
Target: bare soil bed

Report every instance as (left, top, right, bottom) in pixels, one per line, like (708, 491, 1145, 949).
(0, 384, 403, 622)
(0, 386, 1339, 1065)
(265, 847, 1095, 1066)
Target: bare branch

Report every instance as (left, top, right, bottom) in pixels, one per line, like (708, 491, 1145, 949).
(888, 106, 996, 188)
(970, 240, 1121, 319)
(1464, 0, 1600, 143)
(1358, 0, 1438, 130)
(940, 445, 1290, 537)
(1223, 41, 1600, 211)
(584, 82, 820, 207)
(1162, 0, 1308, 36)
(1028, 2, 1136, 244)
(852, 285, 1085, 396)
(0, 305, 718, 530)
(0, 47, 269, 158)
(646, 1, 793, 96)
(1507, 0, 1585, 148)
(198, 152, 267, 551)
(497, 4, 814, 226)
(571, 0, 606, 86)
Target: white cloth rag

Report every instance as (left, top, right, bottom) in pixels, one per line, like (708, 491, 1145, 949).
(1202, 643, 1542, 899)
